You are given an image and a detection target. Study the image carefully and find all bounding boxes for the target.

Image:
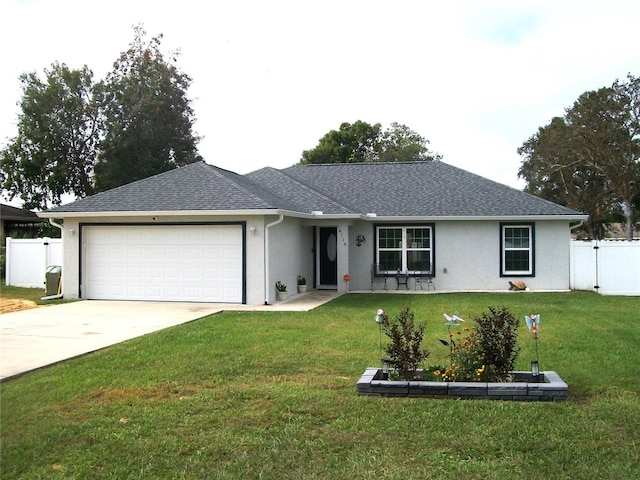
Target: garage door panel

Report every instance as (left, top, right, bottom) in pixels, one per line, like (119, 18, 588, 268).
(84, 225, 243, 303)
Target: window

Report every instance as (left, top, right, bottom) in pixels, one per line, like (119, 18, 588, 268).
(501, 223, 534, 276)
(376, 225, 434, 274)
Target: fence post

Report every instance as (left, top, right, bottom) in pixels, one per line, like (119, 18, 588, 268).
(593, 243, 599, 291)
(5, 237, 11, 286)
(43, 237, 51, 286)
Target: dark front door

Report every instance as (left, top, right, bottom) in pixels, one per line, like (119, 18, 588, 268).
(318, 227, 338, 287)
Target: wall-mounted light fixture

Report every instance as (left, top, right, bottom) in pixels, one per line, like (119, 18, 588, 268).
(68, 228, 76, 235)
(355, 234, 366, 246)
(249, 226, 256, 235)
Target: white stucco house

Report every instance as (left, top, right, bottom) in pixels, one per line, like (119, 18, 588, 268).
(38, 161, 588, 304)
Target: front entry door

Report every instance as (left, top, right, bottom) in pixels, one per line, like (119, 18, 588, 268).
(318, 227, 338, 288)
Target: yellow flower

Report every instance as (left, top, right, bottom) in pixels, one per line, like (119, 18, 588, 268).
(434, 370, 441, 376)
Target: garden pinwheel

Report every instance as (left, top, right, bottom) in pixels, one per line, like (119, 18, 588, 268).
(440, 312, 465, 359)
(525, 314, 541, 376)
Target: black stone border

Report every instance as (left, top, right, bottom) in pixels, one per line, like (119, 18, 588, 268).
(356, 368, 568, 401)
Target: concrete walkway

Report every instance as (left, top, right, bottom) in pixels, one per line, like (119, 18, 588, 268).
(0, 291, 341, 382)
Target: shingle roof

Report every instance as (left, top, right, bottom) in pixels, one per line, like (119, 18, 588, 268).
(45, 162, 293, 213)
(1, 204, 42, 221)
(44, 160, 583, 218)
(277, 162, 581, 217)
(244, 167, 353, 214)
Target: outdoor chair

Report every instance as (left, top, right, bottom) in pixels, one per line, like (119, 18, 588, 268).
(370, 263, 388, 291)
(415, 275, 436, 292)
(414, 272, 436, 291)
(414, 260, 435, 291)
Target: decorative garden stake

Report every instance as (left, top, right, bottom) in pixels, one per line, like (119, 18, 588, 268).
(440, 312, 465, 361)
(525, 314, 541, 381)
(375, 309, 385, 368)
(382, 357, 391, 380)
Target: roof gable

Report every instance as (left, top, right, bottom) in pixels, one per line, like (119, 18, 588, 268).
(45, 162, 291, 213)
(245, 167, 353, 215)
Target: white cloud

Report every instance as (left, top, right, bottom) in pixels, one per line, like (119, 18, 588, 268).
(1, 0, 639, 203)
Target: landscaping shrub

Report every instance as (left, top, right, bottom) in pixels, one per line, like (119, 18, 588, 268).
(444, 306, 520, 381)
(380, 307, 429, 380)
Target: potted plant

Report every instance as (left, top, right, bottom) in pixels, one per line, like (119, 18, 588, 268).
(297, 275, 307, 293)
(275, 281, 287, 301)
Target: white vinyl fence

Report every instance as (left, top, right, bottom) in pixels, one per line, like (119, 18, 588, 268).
(570, 240, 640, 296)
(4, 237, 63, 288)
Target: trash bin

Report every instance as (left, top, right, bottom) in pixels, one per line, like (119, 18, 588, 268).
(44, 265, 62, 296)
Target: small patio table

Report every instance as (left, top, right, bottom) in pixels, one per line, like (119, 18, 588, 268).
(395, 271, 409, 290)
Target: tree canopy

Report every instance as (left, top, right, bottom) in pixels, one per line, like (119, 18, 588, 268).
(94, 26, 202, 192)
(300, 121, 441, 165)
(518, 74, 639, 240)
(0, 63, 101, 209)
(0, 25, 201, 209)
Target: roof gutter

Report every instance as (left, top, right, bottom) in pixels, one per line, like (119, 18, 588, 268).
(358, 214, 590, 222)
(36, 209, 287, 218)
(264, 214, 284, 305)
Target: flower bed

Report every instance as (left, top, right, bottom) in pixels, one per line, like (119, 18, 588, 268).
(356, 368, 568, 401)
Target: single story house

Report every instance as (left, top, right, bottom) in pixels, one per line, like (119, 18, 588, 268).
(39, 161, 588, 304)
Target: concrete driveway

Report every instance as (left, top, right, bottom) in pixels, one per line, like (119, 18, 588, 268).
(0, 301, 226, 381)
(0, 292, 341, 381)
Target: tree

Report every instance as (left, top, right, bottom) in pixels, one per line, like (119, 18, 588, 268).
(93, 26, 202, 192)
(518, 74, 640, 240)
(379, 122, 442, 163)
(300, 120, 382, 164)
(300, 121, 440, 165)
(0, 63, 101, 210)
(518, 117, 620, 239)
(608, 74, 640, 239)
(568, 82, 639, 240)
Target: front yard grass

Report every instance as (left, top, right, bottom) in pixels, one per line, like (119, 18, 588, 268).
(1, 292, 639, 479)
(0, 280, 71, 307)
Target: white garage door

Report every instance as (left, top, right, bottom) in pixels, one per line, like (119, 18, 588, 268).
(83, 225, 243, 303)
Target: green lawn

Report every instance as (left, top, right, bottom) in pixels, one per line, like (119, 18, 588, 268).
(1, 292, 639, 479)
(0, 280, 71, 306)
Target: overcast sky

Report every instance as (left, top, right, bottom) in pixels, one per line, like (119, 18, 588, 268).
(2, 0, 639, 204)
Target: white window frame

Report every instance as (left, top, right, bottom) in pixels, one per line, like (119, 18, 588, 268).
(375, 225, 433, 274)
(501, 223, 534, 276)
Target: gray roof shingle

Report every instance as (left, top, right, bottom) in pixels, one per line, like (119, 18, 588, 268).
(277, 162, 581, 217)
(44, 160, 583, 218)
(46, 162, 291, 213)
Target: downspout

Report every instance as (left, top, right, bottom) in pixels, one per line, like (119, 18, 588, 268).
(43, 218, 64, 300)
(49, 218, 63, 232)
(570, 220, 584, 233)
(264, 214, 284, 305)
